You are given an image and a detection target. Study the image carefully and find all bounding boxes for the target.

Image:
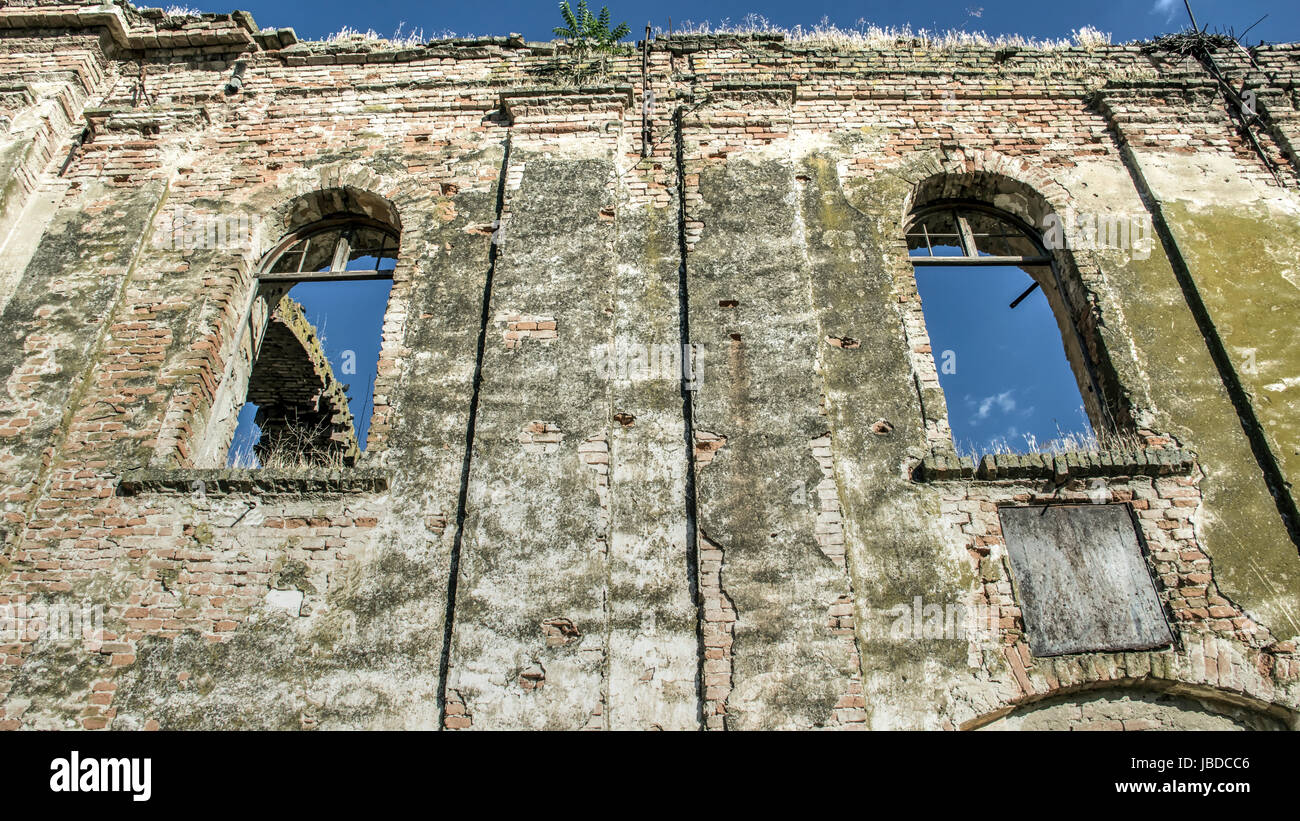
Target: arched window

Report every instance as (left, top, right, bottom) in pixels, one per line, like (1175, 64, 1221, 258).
(221, 213, 399, 468)
(905, 201, 1101, 455)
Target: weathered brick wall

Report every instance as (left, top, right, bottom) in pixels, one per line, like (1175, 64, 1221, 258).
(0, 0, 1298, 730)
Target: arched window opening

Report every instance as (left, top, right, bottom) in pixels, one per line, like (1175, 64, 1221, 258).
(224, 215, 398, 469)
(906, 202, 1101, 456)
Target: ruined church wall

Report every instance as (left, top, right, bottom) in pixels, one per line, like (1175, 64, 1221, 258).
(0, 1, 1297, 730)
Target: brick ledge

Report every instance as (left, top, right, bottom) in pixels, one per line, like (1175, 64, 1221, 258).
(913, 448, 1196, 482)
(116, 467, 390, 496)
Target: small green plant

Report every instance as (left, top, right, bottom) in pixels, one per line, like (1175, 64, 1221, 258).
(553, 1, 631, 59)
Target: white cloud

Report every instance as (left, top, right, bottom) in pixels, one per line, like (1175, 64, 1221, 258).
(974, 390, 1017, 421)
(1152, 0, 1181, 22)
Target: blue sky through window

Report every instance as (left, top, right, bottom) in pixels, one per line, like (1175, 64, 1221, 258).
(228, 278, 393, 466)
(914, 264, 1093, 456)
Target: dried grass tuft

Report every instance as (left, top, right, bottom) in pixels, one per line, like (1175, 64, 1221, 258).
(322, 22, 430, 48)
(957, 408, 1147, 461)
(656, 15, 1113, 51)
(228, 421, 348, 471)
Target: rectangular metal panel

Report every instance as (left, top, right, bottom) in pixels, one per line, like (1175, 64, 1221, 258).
(999, 504, 1173, 657)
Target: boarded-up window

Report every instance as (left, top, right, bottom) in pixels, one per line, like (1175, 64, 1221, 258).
(999, 505, 1173, 657)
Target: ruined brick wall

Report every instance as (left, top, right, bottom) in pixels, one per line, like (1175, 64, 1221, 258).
(0, 0, 1298, 730)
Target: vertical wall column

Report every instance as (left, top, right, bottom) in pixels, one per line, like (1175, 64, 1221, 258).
(679, 104, 862, 729)
(0, 180, 168, 544)
(793, 150, 975, 729)
(445, 93, 697, 730)
(604, 166, 700, 731)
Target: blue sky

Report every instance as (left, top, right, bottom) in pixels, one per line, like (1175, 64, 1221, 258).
(219, 0, 1298, 44)
(915, 266, 1094, 455)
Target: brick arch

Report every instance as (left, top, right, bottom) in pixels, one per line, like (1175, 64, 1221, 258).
(963, 678, 1297, 731)
(259, 161, 422, 259)
(899, 147, 1075, 228)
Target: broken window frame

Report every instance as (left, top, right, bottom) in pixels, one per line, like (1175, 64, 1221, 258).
(258, 215, 400, 282)
(906, 202, 1054, 266)
(904, 198, 1123, 440)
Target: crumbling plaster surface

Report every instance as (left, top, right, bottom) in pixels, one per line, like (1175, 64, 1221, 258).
(792, 149, 974, 729)
(1136, 151, 1300, 493)
(687, 151, 863, 729)
(1119, 150, 1300, 635)
(0, 180, 167, 526)
(446, 150, 620, 729)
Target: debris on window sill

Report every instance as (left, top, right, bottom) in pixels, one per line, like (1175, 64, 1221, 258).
(116, 467, 390, 496)
(912, 447, 1196, 482)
